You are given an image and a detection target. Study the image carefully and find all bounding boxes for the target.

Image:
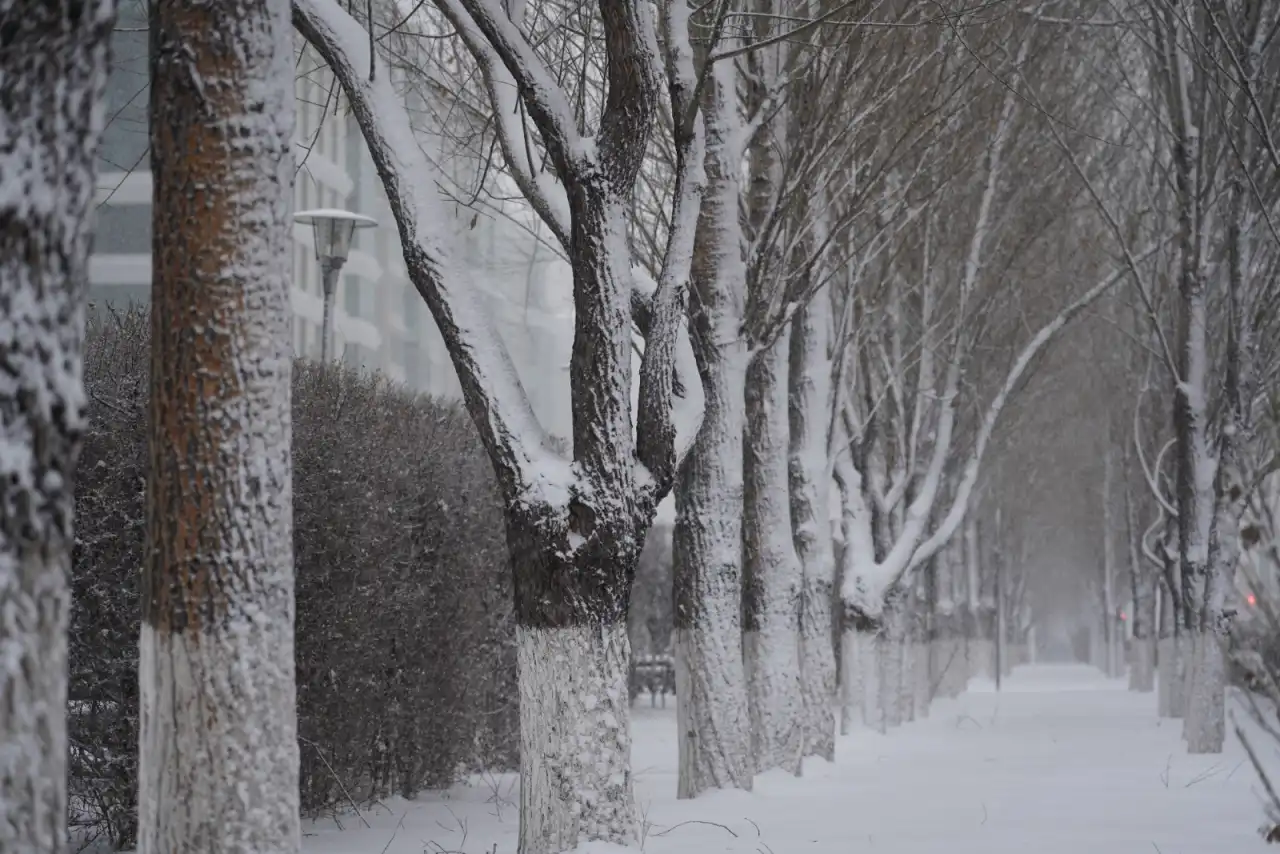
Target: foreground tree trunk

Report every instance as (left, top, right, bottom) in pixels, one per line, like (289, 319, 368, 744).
(744, 330, 804, 774)
(0, 4, 113, 851)
(788, 295, 837, 761)
(141, 2, 300, 851)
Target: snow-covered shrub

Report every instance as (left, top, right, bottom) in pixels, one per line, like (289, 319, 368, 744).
(69, 307, 517, 848)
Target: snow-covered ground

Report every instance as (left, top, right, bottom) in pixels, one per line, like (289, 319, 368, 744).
(304, 664, 1275, 854)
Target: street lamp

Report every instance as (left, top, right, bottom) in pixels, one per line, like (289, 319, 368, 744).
(295, 208, 378, 363)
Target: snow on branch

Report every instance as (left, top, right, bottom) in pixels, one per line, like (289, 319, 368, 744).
(293, 0, 570, 507)
(433, 0, 572, 247)
(436, 0, 585, 179)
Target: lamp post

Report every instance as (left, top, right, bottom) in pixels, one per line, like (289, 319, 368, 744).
(295, 208, 378, 362)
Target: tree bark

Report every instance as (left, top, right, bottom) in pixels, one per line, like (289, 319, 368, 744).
(788, 294, 837, 761)
(0, 3, 112, 851)
(1126, 480, 1156, 692)
(743, 329, 803, 775)
(141, 2, 299, 852)
(511, 522, 635, 853)
(671, 52, 752, 799)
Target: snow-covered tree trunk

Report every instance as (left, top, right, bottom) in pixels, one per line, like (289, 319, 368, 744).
(878, 594, 906, 729)
(513, 605, 633, 852)
(834, 451, 875, 733)
(1126, 482, 1156, 692)
(860, 627, 885, 733)
(672, 68, 752, 794)
(915, 566, 935, 717)
(140, 2, 299, 851)
(744, 329, 804, 774)
(1156, 578, 1176, 714)
(1102, 449, 1122, 679)
(0, 4, 112, 851)
(788, 293, 837, 761)
(964, 516, 990, 680)
(298, 1, 708, 848)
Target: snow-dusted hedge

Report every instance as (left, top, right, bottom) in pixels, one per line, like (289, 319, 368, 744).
(69, 307, 516, 849)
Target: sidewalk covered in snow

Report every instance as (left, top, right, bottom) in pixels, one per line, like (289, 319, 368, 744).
(303, 665, 1270, 854)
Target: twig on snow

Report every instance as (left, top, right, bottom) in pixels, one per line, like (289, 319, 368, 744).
(652, 820, 739, 838)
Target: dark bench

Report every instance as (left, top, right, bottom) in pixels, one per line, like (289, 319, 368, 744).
(629, 654, 676, 707)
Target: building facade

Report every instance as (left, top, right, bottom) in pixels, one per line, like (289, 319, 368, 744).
(94, 2, 575, 438)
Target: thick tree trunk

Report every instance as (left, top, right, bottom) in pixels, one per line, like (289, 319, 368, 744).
(788, 296, 837, 761)
(515, 622, 633, 851)
(507, 490, 647, 852)
(0, 4, 112, 851)
(672, 323, 751, 798)
(141, 2, 299, 852)
(744, 330, 804, 774)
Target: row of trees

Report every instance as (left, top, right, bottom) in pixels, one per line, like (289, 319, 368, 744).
(307, 0, 1280, 848)
(2, 2, 1276, 854)
(972, 0, 1280, 753)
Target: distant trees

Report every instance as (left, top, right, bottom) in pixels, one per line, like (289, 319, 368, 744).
(0, 2, 114, 851)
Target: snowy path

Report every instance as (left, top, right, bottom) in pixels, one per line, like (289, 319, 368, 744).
(304, 664, 1273, 854)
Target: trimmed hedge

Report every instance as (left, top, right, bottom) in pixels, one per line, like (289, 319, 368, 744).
(70, 307, 516, 849)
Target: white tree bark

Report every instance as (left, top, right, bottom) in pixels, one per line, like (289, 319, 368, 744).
(671, 31, 752, 797)
(744, 329, 804, 774)
(861, 630, 885, 734)
(0, 3, 112, 851)
(517, 625, 633, 851)
(788, 292, 837, 761)
(140, 2, 300, 852)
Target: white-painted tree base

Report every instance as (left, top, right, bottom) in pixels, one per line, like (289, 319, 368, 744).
(861, 632, 885, 734)
(969, 639, 995, 682)
(1129, 639, 1156, 693)
(516, 624, 635, 854)
(673, 627, 752, 798)
(799, 581, 837, 761)
(1158, 636, 1188, 719)
(932, 638, 967, 698)
(1183, 632, 1226, 754)
(138, 624, 301, 854)
(913, 642, 932, 718)
(839, 630, 861, 735)
(744, 628, 803, 774)
(881, 640, 904, 729)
